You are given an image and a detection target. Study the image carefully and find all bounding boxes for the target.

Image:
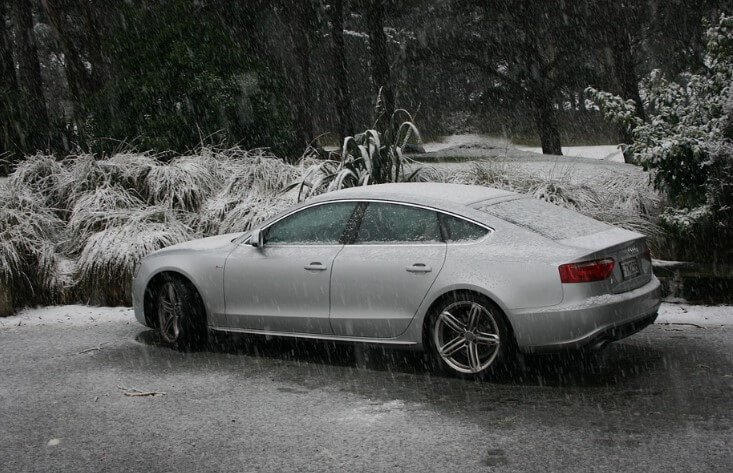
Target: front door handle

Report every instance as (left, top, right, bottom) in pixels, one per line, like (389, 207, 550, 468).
(304, 262, 328, 271)
(406, 263, 432, 273)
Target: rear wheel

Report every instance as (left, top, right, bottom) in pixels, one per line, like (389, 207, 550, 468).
(427, 294, 511, 378)
(156, 276, 207, 350)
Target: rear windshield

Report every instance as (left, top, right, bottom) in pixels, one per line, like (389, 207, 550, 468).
(475, 198, 610, 240)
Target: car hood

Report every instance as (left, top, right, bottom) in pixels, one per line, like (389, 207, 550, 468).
(153, 232, 244, 255)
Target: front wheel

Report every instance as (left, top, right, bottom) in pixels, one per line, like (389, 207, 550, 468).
(427, 294, 512, 378)
(156, 276, 207, 350)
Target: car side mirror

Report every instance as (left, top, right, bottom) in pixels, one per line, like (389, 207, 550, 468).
(248, 228, 264, 248)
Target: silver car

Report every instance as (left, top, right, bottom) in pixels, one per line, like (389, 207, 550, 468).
(133, 183, 661, 377)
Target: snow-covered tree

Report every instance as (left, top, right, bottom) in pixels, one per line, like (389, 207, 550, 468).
(587, 14, 733, 263)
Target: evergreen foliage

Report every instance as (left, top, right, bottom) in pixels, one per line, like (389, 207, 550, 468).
(86, 0, 295, 155)
(587, 15, 733, 263)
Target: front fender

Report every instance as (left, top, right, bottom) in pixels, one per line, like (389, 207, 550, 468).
(132, 248, 232, 328)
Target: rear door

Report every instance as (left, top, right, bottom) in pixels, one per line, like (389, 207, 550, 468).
(330, 202, 447, 338)
(224, 201, 358, 334)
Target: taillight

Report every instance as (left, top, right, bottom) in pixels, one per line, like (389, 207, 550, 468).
(642, 248, 652, 261)
(559, 258, 615, 283)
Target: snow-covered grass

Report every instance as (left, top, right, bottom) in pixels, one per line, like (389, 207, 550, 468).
(516, 145, 625, 162)
(0, 149, 301, 310)
(0, 182, 65, 305)
(0, 143, 665, 314)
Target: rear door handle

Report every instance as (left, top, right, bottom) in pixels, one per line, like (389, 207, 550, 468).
(406, 263, 432, 273)
(304, 262, 328, 271)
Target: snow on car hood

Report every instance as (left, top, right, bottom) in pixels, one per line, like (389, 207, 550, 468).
(153, 232, 243, 255)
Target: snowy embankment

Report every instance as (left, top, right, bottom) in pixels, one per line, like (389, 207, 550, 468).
(0, 303, 728, 330)
(515, 145, 625, 163)
(421, 134, 624, 162)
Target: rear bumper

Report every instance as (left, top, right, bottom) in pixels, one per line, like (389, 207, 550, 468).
(511, 276, 661, 353)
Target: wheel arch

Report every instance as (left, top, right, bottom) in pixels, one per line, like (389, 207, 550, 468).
(142, 269, 209, 328)
(418, 285, 517, 348)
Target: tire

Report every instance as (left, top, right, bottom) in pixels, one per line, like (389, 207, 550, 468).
(426, 293, 512, 378)
(155, 275, 208, 351)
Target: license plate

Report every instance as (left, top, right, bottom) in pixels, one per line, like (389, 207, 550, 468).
(620, 258, 640, 280)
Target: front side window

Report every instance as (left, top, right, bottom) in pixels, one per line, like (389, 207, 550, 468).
(354, 202, 442, 244)
(265, 202, 357, 245)
(440, 213, 489, 242)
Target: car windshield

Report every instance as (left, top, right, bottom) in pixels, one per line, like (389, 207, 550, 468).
(475, 198, 610, 240)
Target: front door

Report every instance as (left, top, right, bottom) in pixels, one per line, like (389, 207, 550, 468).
(224, 202, 358, 334)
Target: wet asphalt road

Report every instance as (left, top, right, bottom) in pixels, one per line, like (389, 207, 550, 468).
(1, 318, 731, 473)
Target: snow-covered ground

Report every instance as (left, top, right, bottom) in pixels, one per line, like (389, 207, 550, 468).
(515, 145, 625, 163)
(656, 303, 731, 326)
(420, 134, 625, 162)
(0, 303, 728, 329)
(422, 134, 511, 153)
(0, 305, 134, 328)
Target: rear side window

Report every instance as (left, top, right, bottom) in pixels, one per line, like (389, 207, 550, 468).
(440, 214, 489, 242)
(355, 202, 442, 244)
(477, 198, 610, 240)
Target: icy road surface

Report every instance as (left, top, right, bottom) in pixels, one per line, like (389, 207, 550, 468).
(0, 304, 731, 472)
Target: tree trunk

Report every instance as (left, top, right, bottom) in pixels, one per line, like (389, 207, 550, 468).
(608, 26, 645, 164)
(290, 2, 315, 148)
(80, 1, 109, 88)
(531, 93, 562, 155)
(41, 0, 94, 121)
(365, 0, 394, 124)
(11, 0, 49, 152)
(330, 0, 354, 141)
(0, 1, 21, 166)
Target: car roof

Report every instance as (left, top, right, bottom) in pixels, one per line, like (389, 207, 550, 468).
(310, 183, 517, 207)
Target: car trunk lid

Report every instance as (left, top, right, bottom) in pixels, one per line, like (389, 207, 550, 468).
(559, 227, 652, 293)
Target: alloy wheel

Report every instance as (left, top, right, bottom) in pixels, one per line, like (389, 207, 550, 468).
(433, 301, 501, 374)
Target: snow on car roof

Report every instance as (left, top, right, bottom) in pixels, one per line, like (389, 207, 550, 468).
(314, 183, 516, 206)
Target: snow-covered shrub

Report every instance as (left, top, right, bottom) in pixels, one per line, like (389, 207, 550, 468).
(8, 155, 68, 209)
(106, 153, 157, 189)
(144, 156, 217, 212)
(65, 186, 148, 254)
(0, 183, 65, 307)
(75, 208, 192, 305)
(587, 14, 733, 262)
(194, 153, 300, 235)
(217, 192, 295, 235)
(54, 155, 139, 212)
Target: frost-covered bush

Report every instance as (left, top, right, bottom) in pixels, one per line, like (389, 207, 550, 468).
(192, 150, 300, 235)
(65, 186, 148, 254)
(7, 155, 67, 208)
(587, 14, 733, 262)
(0, 183, 65, 308)
(144, 156, 217, 212)
(75, 208, 192, 305)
